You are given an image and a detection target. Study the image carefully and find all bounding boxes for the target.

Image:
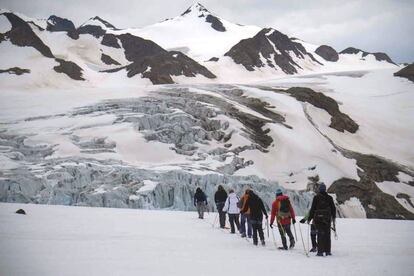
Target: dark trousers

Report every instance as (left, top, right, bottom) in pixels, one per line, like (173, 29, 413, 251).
(216, 203, 226, 228)
(240, 213, 252, 237)
(316, 223, 331, 254)
(278, 223, 295, 249)
(228, 214, 240, 233)
(311, 224, 317, 249)
(251, 216, 264, 244)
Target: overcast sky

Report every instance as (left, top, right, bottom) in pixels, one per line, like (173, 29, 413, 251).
(2, 0, 413, 63)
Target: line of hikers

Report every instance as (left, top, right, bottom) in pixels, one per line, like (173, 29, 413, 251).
(194, 183, 336, 256)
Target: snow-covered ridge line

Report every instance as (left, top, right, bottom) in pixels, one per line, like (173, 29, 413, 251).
(0, 3, 398, 88)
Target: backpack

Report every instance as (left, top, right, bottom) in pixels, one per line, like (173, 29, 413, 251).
(313, 196, 332, 225)
(278, 198, 291, 219)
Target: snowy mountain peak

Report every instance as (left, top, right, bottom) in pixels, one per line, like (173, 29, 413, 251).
(176, 3, 226, 32)
(181, 2, 210, 17)
(81, 16, 118, 30)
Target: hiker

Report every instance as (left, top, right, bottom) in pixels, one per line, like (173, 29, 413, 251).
(194, 187, 208, 219)
(214, 185, 228, 228)
(307, 183, 336, 256)
(222, 189, 240, 234)
(300, 212, 317, 252)
(270, 188, 296, 250)
(241, 190, 268, 246)
(239, 189, 252, 238)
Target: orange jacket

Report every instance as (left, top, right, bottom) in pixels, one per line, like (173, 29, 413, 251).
(240, 193, 250, 215)
(270, 195, 295, 225)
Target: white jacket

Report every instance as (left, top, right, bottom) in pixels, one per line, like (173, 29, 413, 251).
(223, 192, 240, 214)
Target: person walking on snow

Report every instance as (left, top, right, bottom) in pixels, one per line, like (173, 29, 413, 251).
(214, 185, 228, 228)
(307, 183, 336, 256)
(241, 190, 268, 246)
(194, 187, 208, 219)
(270, 188, 296, 250)
(222, 189, 241, 233)
(239, 189, 252, 238)
(300, 211, 317, 252)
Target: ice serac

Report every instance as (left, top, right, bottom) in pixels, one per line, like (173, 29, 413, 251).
(340, 47, 395, 64)
(225, 28, 321, 74)
(315, 45, 339, 62)
(393, 63, 414, 83)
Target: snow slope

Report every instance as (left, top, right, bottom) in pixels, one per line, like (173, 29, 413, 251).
(1, 203, 413, 276)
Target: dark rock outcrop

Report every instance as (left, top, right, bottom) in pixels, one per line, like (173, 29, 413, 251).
(16, 209, 26, 215)
(117, 33, 166, 61)
(340, 47, 395, 64)
(77, 25, 106, 38)
(393, 64, 414, 83)
(329, 177, 414, 219)
(315, 45, 339, 62)
(15, 209, 26, 215)
(46, 15, 79, 39)
(225, 28, 321, 74)
(3, 12, 54, 58)
(0, 67, 30, 75)
(284, 87, 359, 133)
(396, 193, 414, 209)
(101, 33, 120, 48)
(205, 14, 226, 32)
(101, 53, 120, 65)
(0, 33, 5, 43)
(53, 58, 84, 80)
(112, 34, 215, 84)
(125, 51, 216, 84)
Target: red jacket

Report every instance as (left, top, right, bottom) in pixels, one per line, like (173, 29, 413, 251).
(270, 195, 295, 226)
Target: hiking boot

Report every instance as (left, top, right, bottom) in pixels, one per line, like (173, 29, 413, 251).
(278, 247, 287, 250)
(310, 247, 317, 253)
(241, 233, 246, 238)
(316, 252, 324, 257)
(289, 240, 295, 249)
(261, 240, 265, 246)
(253, 241, 258, 246)
(326, 252, 332, 256)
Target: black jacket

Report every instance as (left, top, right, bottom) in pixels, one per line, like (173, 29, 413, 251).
(214, 189, 227, 204)
(308, 192, 336, 223)
(194, 189, 207, 205)
(242, 191, 268, 220)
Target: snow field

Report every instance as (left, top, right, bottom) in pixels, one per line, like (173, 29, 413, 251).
(1, 203, 413, 276)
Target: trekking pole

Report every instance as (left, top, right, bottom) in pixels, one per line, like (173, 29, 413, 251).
(270, 226, 278, 248)
(298, 223, 309, 257)
(293, 223, 298, 242)
(307, 223, 310, 252)
(332, 221, 338, 240)
(266, 218, 269, 238)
